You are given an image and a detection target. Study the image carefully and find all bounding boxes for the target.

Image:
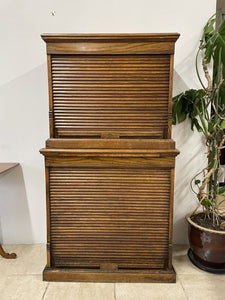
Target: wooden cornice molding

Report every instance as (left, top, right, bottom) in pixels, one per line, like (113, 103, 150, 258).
(41, 33, 180, 43)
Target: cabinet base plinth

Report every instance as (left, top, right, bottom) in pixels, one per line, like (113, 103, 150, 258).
(43, 266, 176, 283)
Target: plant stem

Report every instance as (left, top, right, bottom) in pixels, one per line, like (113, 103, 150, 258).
(195, 48, 206, 90)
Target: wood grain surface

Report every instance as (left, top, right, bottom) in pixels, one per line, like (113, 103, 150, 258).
(0, 163, 19, 174)
(41, 33, 179, 282)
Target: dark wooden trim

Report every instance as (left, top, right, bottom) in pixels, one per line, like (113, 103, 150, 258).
(46, 42, 175, 55)
(47, 55, 54, 138)
(45, 138, 176, 150)
(42, 155, 175, 170)
(43, 266, 176, 283)
(167, 55, 175, 139)
(168, 168, 175, 269)
(40, 148, 179, 157)
(45, 166, 51, 267)
(41, 33, 180, 43)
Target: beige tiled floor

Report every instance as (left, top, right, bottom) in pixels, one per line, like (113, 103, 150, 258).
(0, 244, 225, 300)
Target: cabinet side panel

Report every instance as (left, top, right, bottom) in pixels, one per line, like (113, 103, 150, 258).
(167, 54, 174, 139)
(168, 168, 175, 269)
(47, 55, 54, 138)
(45, 166, 51, 267)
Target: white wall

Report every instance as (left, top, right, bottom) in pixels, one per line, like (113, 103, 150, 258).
(0, 0, 216, 244)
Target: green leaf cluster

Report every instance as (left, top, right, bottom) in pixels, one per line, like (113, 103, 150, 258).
(219, 185, 225, 195)
(172, 89, 206, 132)
(203, 16, 225, 105)
(202, 198, 212, 207)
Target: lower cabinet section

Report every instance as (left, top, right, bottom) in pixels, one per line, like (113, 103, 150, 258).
(50, 166, 171, 269)
(40, 144, 178, 282)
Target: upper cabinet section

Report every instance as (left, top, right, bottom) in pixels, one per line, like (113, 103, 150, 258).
(42, 34, 179, 139)
(41, 34, 179, 55)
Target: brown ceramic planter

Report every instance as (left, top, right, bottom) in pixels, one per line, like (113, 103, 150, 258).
(186, 212, 225, 273)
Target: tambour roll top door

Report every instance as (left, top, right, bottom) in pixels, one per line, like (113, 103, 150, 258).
(49, 166, 171, 269)
(51, 54, 171, 139)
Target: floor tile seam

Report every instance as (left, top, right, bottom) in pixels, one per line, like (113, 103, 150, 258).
(177, 274, 190, 300)
(42, 282, 49, 300)
(175, 270, 225, 277)
(0, 273, 43, 277)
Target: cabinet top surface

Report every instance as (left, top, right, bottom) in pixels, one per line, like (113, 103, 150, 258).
(41, 33, 180, 43)
(0, 163, 19, 174)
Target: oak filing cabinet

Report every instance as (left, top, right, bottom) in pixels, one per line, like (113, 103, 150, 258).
(40, 34, 179, 282)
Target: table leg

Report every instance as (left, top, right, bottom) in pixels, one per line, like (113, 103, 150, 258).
(0, 244, 17, 259)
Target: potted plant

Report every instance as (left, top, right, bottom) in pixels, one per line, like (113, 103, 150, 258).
(172, 13, 225, 273)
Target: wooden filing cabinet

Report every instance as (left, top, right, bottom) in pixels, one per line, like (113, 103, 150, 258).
(40, 34, 179, 282)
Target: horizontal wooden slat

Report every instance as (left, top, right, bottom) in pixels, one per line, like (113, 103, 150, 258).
(51, 56, 170, 61)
